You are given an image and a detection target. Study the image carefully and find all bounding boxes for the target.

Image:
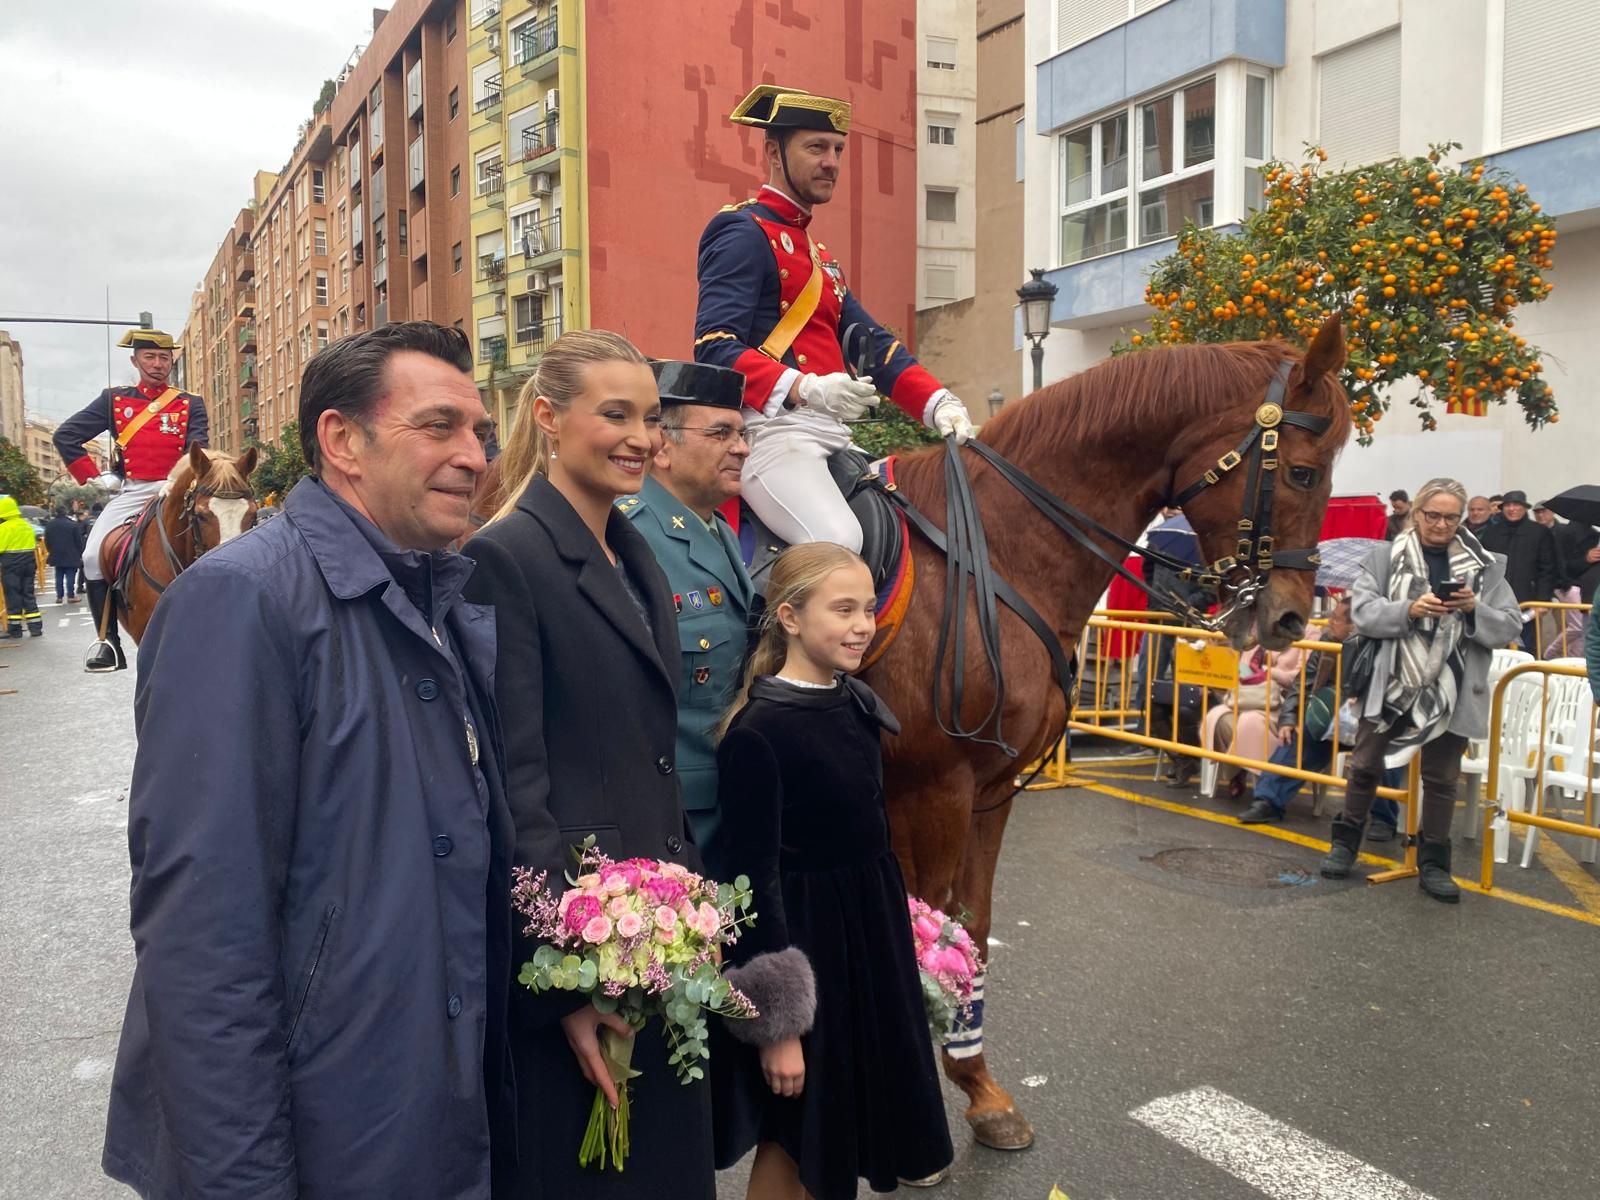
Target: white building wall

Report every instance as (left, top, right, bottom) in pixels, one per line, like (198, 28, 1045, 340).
(1022, 0, 1600, 500)
(917, 0, 978, 310)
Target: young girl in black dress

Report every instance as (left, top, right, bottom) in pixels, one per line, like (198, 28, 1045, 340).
(710, 542, 954, 1200)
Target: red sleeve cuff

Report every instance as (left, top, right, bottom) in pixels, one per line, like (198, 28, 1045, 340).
(67, 456, 98, 485)
(734, 349, 788, 412)
(889, 364, 942, 422)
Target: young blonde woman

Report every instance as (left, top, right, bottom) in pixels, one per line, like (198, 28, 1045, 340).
(708, 542, 954, 1200)
(463, 330, 715, 1198)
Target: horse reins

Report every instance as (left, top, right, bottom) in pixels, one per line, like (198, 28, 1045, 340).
(878, 359, 1332, 762)
(138, 479, 254, 597)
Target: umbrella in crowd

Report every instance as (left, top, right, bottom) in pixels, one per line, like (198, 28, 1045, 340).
(1143, 512, 1202, 566)
(1543, 484, 1600, 531)
(19, 505, 47, 521)
(1314, 536, 1385, 591)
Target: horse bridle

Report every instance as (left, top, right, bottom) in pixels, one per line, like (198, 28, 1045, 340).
(140, 478, 254, 596)
(877, 358, 1333, 758)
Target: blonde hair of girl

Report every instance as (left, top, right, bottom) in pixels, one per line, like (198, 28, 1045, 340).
(716, 541, 869, 740)
(488, 328, 649, 524)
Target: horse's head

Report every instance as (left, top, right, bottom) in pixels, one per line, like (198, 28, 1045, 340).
(1173, 317, 1350, 650)
(173, 443, 260, 555)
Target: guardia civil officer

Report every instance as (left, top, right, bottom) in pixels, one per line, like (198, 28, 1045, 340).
(693, 84, 975, 553)
(53, 328, 208, 671)
(616, 361, 756, 847)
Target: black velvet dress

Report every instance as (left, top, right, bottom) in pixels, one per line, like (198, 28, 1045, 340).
(707, 676, 954, 1199)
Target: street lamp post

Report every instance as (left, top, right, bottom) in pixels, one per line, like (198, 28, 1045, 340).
(1016, 267, 1058, 393)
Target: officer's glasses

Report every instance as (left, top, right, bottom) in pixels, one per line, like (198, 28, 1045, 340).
(672, 423, 753, 447)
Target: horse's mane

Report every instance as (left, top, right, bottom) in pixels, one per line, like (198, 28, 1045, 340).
(962, 339, 1352, 463)
(167, 448, 254, 497)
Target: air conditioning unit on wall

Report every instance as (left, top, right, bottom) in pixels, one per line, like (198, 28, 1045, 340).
(531, 172, 553, 196)
(545, 88, 559, 113)
(488, 29, 500, 52)
(529, 269, 550, 294)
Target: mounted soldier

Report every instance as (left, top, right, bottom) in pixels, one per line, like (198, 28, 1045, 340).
(53, 327, 209, 670)
(693, 84, 975, 553)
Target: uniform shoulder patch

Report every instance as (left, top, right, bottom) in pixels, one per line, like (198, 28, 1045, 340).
(718, 198, 758, 213)
(614, 495, 647, 520)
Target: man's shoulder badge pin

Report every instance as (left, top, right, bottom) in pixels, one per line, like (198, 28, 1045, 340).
(687, 590, 705, 610)
(707, 586, 723, 607)
(779, 231, 794, 255)
(671, 515, 686, 529)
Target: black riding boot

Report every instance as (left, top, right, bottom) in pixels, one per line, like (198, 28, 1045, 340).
(84, 580, 126, 672)
(1320, 815, 1365, 878)
(1416, 839, 1461, 904)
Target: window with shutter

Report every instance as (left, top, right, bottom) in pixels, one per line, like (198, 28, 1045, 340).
(1317, 29, 1401, 168)
(1502, 0, 1600, 148)
(1056, 0, 1126, 53)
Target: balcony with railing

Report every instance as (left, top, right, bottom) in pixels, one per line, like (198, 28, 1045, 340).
(517, 210, 562, 261)
(238, 323, 257, 352)
(513, 314, 563, 354)
(474, 75, 503, 113)
(236, 287, 256, 317)
(480, 253, 507, 281)
(239, 356, 257, 387)
(513, 15, 560, 75)
(478, 162, 505, 206)
(521, 123, 560, 168)
(235, 251, 255, 283)
(481, 334, 508, 366)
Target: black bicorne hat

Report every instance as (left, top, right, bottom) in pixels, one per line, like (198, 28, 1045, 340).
(729, 84, 851, 135)
(651, 360, 745, 411)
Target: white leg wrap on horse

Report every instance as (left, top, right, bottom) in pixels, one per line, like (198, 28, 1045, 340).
(944, 970, 986, 1059)
(81, 481, 161, 582)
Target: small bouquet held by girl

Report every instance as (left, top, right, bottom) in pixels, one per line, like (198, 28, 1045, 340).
(511, 841, 758, 1171)
(908, 896, 984, 1042)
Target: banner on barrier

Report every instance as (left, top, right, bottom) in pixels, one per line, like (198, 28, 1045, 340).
(1174, 642, 1240, 690)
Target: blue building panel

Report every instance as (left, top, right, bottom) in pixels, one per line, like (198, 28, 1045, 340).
(1037, 0, 1285, 135)
(1484, 126, 1600, 221)
(1045, 224, 1241, 326)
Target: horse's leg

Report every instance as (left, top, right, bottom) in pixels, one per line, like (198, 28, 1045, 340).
(941, 780, 1035, 1151)
(884, 758, 974, 909)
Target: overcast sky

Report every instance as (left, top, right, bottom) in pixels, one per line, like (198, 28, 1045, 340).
(0, 1, 381, 423)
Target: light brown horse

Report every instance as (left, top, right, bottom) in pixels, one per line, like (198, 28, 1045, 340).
(100, 445, 259, 643)
(866, 318, 1351, 1149)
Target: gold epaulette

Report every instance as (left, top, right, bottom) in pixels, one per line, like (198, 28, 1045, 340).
(719, 198, 759, 213)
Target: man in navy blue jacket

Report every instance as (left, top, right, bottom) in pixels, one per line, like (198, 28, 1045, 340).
(103, 323, 517, 1198)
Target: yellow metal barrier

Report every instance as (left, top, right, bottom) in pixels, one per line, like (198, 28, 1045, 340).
(1027, 612, 1424, 882)
(1517, 600, 1592, 660)
(1479, 660, 1599, 893)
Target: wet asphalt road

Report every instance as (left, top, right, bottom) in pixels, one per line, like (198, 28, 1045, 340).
(2, 606, 1596, 1199)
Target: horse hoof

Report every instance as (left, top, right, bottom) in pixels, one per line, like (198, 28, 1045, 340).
(969, 1108, 1035, 1151)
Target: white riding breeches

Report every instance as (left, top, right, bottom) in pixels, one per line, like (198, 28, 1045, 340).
(741, 409, 863, 552)
(82, 480, 161, 582)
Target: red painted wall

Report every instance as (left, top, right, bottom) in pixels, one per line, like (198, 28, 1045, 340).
(583, 0, 919, 361)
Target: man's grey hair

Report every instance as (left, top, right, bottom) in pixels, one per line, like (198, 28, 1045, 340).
(659, 410, 688, 445)
(1411, 477, 1468, 525)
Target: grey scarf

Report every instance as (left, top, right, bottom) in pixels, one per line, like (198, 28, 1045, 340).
(1377, 527, 1490, 749)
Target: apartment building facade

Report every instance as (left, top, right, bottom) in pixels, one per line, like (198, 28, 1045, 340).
(0, 330, 22, 446)
(1022, 0, 1600, 494)
(185, 204, 262, 455)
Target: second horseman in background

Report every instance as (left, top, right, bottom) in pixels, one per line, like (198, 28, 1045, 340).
(694, 84, 974, 552)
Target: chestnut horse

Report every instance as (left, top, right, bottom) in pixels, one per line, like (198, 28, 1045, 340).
(866, 319, 1351, 1149)
(100, 444, 259, 643)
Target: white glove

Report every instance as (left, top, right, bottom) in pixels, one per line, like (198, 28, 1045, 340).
(931, 394, 976, 444)
(795, 371, 879, 421)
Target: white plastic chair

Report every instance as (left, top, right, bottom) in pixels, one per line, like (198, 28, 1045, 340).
(1522, 672, 1600, 867)
(1489, 676, 1553, 864)
(1461, 649, 1535, 839)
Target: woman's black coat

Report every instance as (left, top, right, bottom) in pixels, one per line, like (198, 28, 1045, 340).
(463, 473, 713, 1200)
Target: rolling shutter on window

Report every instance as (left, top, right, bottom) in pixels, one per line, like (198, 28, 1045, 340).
(1056, 0, 1125, 52)
(1318, 28, 1401, 168)
(1502, 0, 1600, 147)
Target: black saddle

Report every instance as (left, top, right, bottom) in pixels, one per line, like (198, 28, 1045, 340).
(739, 448, 904, 597)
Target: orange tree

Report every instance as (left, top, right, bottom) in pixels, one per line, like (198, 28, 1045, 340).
(1120, 143, 1558, 443)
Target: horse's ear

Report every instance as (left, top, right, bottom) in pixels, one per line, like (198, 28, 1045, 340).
(1301, 314, 1345, 386)
(188, 442, 209, 478)
(237, 447, 259, 479)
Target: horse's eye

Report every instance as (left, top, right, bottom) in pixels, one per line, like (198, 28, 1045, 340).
(1288, 466, 1319, 489)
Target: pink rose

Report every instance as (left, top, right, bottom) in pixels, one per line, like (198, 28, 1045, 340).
(643, 875, 688, 909)
(582, 915, 614, 944)
(616, 911, 644, 939)
(913, 915, 942, 945)
(575, 873, 601, 890)
(695, 902, 720, 938)
(654, 924, 678, 945)
(654, 905, 678, 932)
(564, 894, 602, 936)
(938, 946, 973, 980)
(607, 895, 633, 919)
(919, 946, 943, 974)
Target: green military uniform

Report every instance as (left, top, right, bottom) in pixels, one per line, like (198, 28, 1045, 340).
(618, 475, 754, 846)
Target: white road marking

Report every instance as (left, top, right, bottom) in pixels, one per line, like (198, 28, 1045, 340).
(1130, 1086, 1441, 1200)
(1021, 1074, 1048, 1087)
(71, 1058, 112, 1081)
(58, 617, 71, 627)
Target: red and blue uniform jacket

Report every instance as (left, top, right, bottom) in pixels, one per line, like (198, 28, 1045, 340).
(693, 185, 944, 421)
(54, 382, 209, 485)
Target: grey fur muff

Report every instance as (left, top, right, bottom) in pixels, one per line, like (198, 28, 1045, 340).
(722, 947, 818, 1045)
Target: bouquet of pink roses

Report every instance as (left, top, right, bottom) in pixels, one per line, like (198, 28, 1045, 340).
(511, 840, 757, 1171)
(908, 896, 983, 1042)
